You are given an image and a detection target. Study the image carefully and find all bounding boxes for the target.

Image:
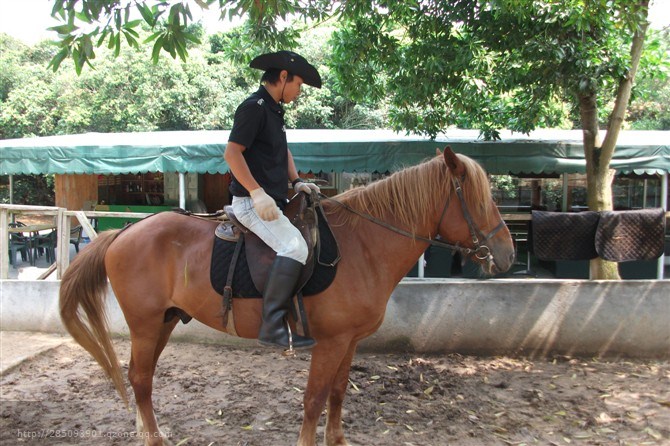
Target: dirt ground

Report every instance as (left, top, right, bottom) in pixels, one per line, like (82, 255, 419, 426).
(1, 339, 668, 446)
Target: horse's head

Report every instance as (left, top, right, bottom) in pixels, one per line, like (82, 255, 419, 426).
(437, 147, 515, 276)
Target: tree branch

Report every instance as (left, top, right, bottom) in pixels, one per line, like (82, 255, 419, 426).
(601, 2, 649, 160)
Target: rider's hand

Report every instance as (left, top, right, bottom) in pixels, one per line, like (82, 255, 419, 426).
(250, 188, 279, 221)
(294, 181, 320, 194)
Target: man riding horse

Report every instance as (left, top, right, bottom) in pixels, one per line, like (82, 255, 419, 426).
(223, 51, 322, 350)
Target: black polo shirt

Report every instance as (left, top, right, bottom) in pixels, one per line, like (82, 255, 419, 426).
(228, 87, 289, 203)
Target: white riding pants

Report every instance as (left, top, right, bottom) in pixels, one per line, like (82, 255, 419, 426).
(231, 196, 308, 264)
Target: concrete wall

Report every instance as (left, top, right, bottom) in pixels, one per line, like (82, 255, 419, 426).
(1, 279, 668, 358)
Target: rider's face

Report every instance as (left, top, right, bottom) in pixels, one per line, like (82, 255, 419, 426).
(281, 73, 304, 104)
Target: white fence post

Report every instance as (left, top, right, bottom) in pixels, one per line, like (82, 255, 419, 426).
(73, 210, 98, 241)
(0, 207, 8, 279)
(57, 207, 69, 279)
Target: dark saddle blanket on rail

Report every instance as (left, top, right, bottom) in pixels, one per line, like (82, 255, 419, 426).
(531, 210, 600, 261)
(209, 194, 340, 298)
(531, 209, 665, 262)
(595, 208, 665, 262)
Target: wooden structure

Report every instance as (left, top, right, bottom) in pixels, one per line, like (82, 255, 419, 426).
(54, 174, 97, 216)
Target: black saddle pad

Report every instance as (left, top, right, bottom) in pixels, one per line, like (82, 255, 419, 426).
(531, 210, 600, 261)
(210, 213, 339, 298)
(595, 208, 665, 262)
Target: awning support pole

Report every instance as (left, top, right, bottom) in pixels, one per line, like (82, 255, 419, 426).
(9, 175, 14, 223)
(179, 173, 186, 210)
(658, 173, 668, 280)
(562, 174, 568, 212)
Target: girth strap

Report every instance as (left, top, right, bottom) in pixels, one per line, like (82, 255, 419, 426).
(221, 236, 243, 336)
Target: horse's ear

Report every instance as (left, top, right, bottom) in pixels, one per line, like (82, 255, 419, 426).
(443, 146, 465, 176)
(436, 148, 442, 156)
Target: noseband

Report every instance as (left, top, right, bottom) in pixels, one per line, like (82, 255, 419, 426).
(319, 175, 506, 271)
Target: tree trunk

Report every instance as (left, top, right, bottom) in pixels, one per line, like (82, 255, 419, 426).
(587, 165, 619, 280)
(579, 5, 649, 280)
(579, 92, 620, 280)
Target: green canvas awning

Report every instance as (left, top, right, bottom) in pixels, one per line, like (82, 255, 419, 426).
(1, 129, 669, 175)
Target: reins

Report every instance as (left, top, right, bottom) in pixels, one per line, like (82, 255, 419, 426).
(317, 175, 506, 269)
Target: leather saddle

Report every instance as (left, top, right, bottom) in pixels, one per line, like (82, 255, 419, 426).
(216, 192, 335, 294)
(210, 192, 340, 336)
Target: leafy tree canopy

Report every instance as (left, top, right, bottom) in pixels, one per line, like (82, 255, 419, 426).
(0, 20, 383, 138)
(47, 1, 667, 139)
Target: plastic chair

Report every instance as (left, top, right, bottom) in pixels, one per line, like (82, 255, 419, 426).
(33, 230, 57, 264)
(8, 222, 32, 267)
(70, 225, 83, 253)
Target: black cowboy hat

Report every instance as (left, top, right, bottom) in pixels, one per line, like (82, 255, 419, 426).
(250, 50, 322, 88)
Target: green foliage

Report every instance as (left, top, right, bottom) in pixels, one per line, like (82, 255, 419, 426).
(0, 17, 386, 140)
(490, 175, 518, 197)
(48, 0, 205, 72)
(47, 0, 334, 72)
(627, 28, 670, 130)
(42, 1, 666, 138)
(0, 175, 55, 206)
(2, 2, 665, 141)
(0, 68, 59, 138)
(0, 36, 40, 104)
(326, 0, 659, 138)
(207, 21, 384, 130)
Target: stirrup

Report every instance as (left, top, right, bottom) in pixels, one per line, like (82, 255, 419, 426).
(282, 322, 296, 357)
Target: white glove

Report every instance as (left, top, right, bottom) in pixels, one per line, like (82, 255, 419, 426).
(294, 181, 320, 194)
(250, 188, 279, 221)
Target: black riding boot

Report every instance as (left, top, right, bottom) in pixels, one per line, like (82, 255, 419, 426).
(258, 256, 316, 349)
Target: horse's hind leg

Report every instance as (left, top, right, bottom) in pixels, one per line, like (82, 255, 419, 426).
(129, 317, 179, 446)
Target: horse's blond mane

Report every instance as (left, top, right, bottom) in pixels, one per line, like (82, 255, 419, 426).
(334, 153, 493, 234)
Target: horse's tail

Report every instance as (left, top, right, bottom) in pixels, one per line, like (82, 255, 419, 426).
(59, 229, 128, 405)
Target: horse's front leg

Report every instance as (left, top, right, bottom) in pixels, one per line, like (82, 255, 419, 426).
(324, 342, 358, 446)
(297, 338, 353, 446)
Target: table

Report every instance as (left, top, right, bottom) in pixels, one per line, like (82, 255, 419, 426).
(8, 224, 57, 266)
(8, 223, 57, 234)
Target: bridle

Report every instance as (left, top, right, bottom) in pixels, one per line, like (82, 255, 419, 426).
(318, 175, 507, 271)
(446, 175, 507, 269)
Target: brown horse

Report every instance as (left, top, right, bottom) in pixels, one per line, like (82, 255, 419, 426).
(59, 148, 514, 446)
